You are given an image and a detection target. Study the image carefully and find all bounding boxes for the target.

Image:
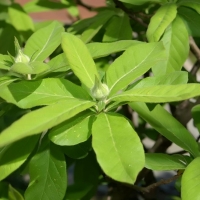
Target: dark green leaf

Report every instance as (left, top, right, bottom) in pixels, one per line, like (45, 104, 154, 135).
(25, 139, 66, 200)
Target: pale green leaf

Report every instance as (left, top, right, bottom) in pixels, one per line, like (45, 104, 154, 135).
(0, 98, 95, 147)
(0, 77, 17, 89)
(181, 157, 200, 200)
(81, 10, 115, 43)
(0, 78, 90, 108)
(153, 16, 189, 75)
(129, 102, 199, 157)
(24, 21, 64, 62)
(0, 135, 39, 181)
(110, 84, 200, 103)
(87, 40, 141, 59)
(62, 33, 100, 89)
(177, 0, 200, 14)
(92, 113, 144, 184)
(130, 71, 188, 89)
(8, 3, 34, 32)
(103, 13, 132, 42)
(0, 54, 13, 70)
(49, 111, 94, 146)
(25, 139, 66, 200)
(145, 153, 186, 170)
(147, 3, 177, 42)
(106, 42, 166, 96)
(47, 53, 70, 72)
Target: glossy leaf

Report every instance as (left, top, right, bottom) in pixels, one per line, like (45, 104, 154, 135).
(181, 157, 200, 200)
(145, 153, 186, 170)
(110, 84, 200, 103)
(153, 16, 189, 75)
(106, 42, 166, 96)
(0, 98, 95, 147)
(147, 3, 177, 42)
(131, 71, 188, 89)
(0, 135, 39, 181)
(177, 0, 200, 14)
(92, 113, 144, 184)
(25, 139, 66, 200)
(178, 7, 200, 37)
(129, 102, 199, 157)
(103, 13, 132, 42)
(192, 105, 200, 134)
(49, 111, 94, 146)
(0, 78, 90, 108)
(87, 40, 141, 59)
(8, 3, 34, 32)
(24, 21, 64, 62)
(62, 33, 100, 89)
(81, 10, 115, 43)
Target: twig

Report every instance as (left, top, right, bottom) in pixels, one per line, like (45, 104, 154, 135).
(190, 36, 200, 61)
(76, 0, 92, 10)
(113, 0, 148, 28)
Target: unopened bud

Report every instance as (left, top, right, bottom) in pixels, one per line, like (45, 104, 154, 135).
(15, 49, 30, 63)
(91, 76, 109, 101)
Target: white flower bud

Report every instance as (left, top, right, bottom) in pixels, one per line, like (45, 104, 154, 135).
(15, 49, 30, 63)
(91, 76, 110, 101)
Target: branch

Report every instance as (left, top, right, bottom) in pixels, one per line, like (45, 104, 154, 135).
(113, 0, 148, 28)
(76, 0, 92, 10)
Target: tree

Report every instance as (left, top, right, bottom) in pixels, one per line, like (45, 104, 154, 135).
(0, 0, 200, 199)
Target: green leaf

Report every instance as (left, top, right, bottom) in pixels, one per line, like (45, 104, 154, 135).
(110, 84, 200, 103)
(103, 13, 132, 42)
(10, 63, 32, 74)
(47, 53, 70, 72)
(64, 152, 100, 199)
(92, 113, 144, 184)
(80, 10, 115, 43)
(178, 7, 200, 37)
(8, 3, 34, 32)
(0, 78, 90, 108)
(49, 111, 94, 146)
(0, 135, 39, 181)
(192, 105, 200, 134)
(24, 0, 67, 12)
(181, 157, 200, 200)
(24, 21, 64, 62)
(61, 138, 91, 159)
(25, 139, 66, 200)
(62, 33, 100, 89)
(129, 102, 199, 157)
(87, 40, 141, 59)
(0, 98, 95, 147)
(106, 42, 166, 96)
(0, 77, 17, 89)
(145, 153, 186, 170)
(147, 3, 177, 42)
(177, 0, 200, 14)
(0, 54, 13, 70)
(153, 16, 189, 75)
(119, 0, 166, 5)
(131, 71, 188, 89)
(8, 185, 24, 200)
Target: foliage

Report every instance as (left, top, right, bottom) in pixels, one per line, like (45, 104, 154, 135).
(0, 0, 200, 199)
